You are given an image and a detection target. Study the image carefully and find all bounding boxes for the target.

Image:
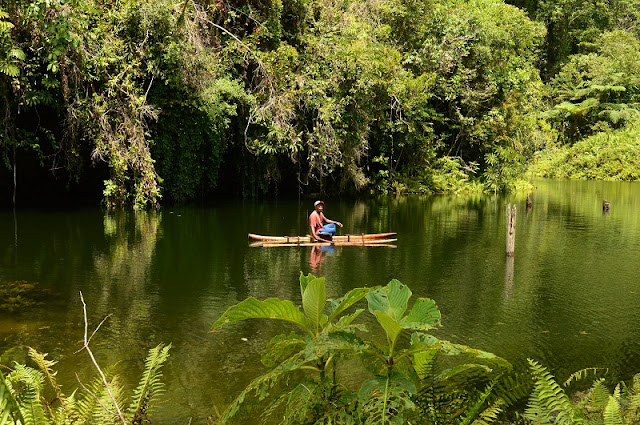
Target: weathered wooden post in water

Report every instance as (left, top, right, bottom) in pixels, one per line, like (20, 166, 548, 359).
(506, 204, 516, 257)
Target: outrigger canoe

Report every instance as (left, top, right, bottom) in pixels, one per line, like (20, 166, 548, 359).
(248, 232, 397, 247)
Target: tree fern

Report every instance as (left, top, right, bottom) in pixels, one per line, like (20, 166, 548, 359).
(126, 343, 171, 424)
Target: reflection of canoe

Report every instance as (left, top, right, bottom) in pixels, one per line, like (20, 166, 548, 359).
(248, 232, 397, 244)
(249, 239, 397, 248)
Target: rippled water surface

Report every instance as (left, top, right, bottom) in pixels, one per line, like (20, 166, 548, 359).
(2, 179, 640, 423)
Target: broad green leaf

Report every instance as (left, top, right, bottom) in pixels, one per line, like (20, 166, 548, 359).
(374, 311, 403, 347)
(367, 279, 411, 320)
(434, 364, 493, 388)
(401, 298, 441, 330)
(299, 272, 316, 295)
(211, 297, 312, 332)
(330, 308, 365, 330)
(262, 332, 306, 368)
(311, 331, 369, 354)
(328, 287, 369, 323)
(302, 277, 326, 331)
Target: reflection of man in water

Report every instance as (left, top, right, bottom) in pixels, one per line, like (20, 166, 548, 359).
(309, 245, 336, 272)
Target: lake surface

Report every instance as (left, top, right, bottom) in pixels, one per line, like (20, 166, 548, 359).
(2, 178, 640, 423)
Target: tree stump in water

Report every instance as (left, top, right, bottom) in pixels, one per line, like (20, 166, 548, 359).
(506, 204, 516, 257)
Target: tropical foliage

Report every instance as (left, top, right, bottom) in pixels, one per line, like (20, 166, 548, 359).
(0, 344, 170, 424)
(524, 360, 640, 425)
(211, 272, 511, 424)
(1, 0, 640, 203)
(527, 118, 640, 181)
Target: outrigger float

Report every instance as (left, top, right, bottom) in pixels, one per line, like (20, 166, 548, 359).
(248, 232, 397, 247)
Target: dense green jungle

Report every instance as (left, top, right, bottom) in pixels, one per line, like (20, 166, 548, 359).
(2, 0, 640, 207)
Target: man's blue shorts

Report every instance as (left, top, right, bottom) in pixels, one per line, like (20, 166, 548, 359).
(318, 223, 337, 237)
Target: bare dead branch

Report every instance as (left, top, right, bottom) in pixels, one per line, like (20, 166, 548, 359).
(78, 291, 127, 425)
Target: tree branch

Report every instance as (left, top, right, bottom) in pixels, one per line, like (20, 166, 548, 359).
(78, 291, 127, 425)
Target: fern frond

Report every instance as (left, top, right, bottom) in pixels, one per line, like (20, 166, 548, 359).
(126, 343, 171, 423)
(261, 332, 306, 368)
(76, 374, 126, 423)
(28, 348, 64, 404)
(470, 402, 504, 425)
(52, 389, 79, 424)
(8, 364, 48, 425)
(603, 387, 623, 425)
(414, 380, 466, 424)
(491, 372, 532, 407)
(0, 368, 26, 425)
(585, 379, 610, 412)
(524, 359, 581, 425)
(625, 374, 640, 422)
(455, 380, 503, 425)
(563, 368, 606, 387)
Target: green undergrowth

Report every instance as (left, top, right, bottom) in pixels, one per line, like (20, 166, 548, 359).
(527, 120, 640, 181)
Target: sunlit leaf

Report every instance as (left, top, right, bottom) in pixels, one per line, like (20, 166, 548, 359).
(302, 277, 326, 331)
(211, 297, 312, 332)
(367, 279, 411, 320)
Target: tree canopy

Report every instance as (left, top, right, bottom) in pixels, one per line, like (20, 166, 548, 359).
(1, 0, 640, 207)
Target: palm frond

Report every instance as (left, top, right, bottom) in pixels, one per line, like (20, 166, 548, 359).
(126, 343, 171, 424)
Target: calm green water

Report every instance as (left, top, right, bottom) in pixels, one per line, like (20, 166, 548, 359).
(2, 178, 640, 423)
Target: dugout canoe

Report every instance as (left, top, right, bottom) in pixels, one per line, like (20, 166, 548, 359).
(249, 238, 397, 247)
(248, 232, 397, 244)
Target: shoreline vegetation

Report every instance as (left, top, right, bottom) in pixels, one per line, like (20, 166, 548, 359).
(2, 274, 639, 424)
(2, 0, 640, 208)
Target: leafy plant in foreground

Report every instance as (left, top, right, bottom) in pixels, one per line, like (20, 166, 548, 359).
(523, 359, 640, 425)
(364, 280, 511, 425)
(211, 273, 511, 424)
(211, 272, 370, 424)
(0, 344, 170, 424)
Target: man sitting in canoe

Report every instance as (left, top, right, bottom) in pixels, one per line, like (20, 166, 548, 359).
(309, 200, 343, 241)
